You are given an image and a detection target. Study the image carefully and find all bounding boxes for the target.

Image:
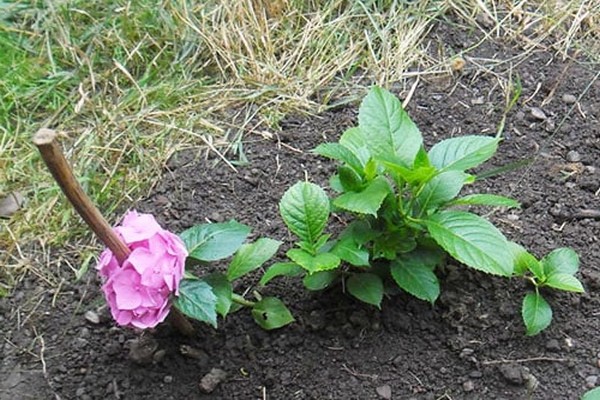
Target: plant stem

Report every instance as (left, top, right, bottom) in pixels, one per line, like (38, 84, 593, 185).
(33, 128, 195, 336)
(232, 293, 255, 307)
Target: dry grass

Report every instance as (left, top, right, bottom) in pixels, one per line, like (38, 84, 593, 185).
(1, 0, 598, 292)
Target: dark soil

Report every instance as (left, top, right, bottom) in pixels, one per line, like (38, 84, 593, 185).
(2, 22, 600, 400)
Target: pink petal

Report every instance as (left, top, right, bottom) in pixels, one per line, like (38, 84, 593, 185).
(127, 247, 159, 275)
(115, 310, 133, 326)
(117, 212, 162, 243)
(114, 284, 142, 310)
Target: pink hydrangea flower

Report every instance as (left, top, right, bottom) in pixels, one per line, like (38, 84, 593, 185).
(96, 210, 187, 329)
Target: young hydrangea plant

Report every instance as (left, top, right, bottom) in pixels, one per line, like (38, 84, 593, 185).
(96, 211, 294, 331)
(261, 86, 584, 335)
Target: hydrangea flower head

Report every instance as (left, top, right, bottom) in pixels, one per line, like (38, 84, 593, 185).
(96, 210, 187, 329)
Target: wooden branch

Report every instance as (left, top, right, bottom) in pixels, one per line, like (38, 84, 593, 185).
(33, 129, 130, 263)
(33, 128, 194, 336)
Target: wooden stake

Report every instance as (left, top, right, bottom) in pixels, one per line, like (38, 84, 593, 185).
(33, 128, 194, 336)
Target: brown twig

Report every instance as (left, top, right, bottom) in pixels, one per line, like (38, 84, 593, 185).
(33, 128, 194, 336)
(481, 356, 569, 365)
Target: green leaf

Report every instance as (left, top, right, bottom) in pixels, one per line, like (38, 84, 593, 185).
(372, 232, 417, 260)
(330, 237, 370, 267)
(414, 146, 432, 168)
(428, 135, 500, 172)
(364, 158, 378, 181)
(287, 248, 341, 273)
(447, 194, 520, 208)
(259, 262, 305, 286)
(303, 270, 339, 290)
(424, 211, 513, 276)
(346, 273, 384, 308)
(329, 174, 344, 193)
(203, 273, 233, 317)
(338, 165, 364, 191)
(339, 220, 378, 245)
(545, 273, 585, 293)
(251, 297, 295, 330)
(358, 86, 422, 165)
(333, 177, 390, 216)
(542, 247, 579, 276)
(280, 181, 330, 246)
(180, 220, 251, 262)
(582, 387, 600, 400)
(380, 156, 437, 185)
(226, 238, 281, 281)
(339, 127, 371, 166)
(416, 170, 468, 212)
(391, 259, 440, 304)
(508, 241, 543, 278)
(522, 292, 552, 336)
(173, 279, 218, 328)
(313, 142, 363, 172)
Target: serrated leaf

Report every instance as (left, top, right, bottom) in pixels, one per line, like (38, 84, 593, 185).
(346, 273, 384, 308)
(339, 127, 371, 166)
(582, 387, 600, 400)
(447, 194, 520, 208)
(424, 211, 513, 276)
(358, 86, 422, 165)
(287, 248, 340, 273)
(180, 220, 251, 262)
(508, 241, 543, 278)
(280, 181, 330, 246)
(203, 273, 233, 317)
(259, 262, 305, 286)
(545, 273, 585, 293)
(522, 292, 552, 336)
(417, 170, 468, 212)
(428, 135, 500, 172)
(303, 270, 339, 290)
(251, 297, 295, 330)
(173, 279, 218, 328)
(313, 142, 363, 172)
(542, 247, 579, 276)
(391, 259, 440, 304)
(330, 237, 370, 267)
(333, 177, 390, 216)
(226, 238, 281, 281)
(338, 165, 364, 191)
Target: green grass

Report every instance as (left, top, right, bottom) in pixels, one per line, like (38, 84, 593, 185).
(1, 0, 598, 292)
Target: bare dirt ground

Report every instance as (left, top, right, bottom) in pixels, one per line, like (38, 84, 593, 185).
(2, 21, 599, 400)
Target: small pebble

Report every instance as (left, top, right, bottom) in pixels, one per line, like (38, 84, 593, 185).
(163, 375, 173, 384)
(153, 349, 167, 364)
(499, 364, 525, 385)
(84, 311, 100, 325)
(469, 370, 483, 378)
(562, 94, 577, 104)
(460, 348, 475, 358)
(585, 375, 598, 388)
(530, 107, 547, 120)
(76, 387, 86, 397)
(566, 150, 581, 162)
(199, 368, 227, 394)
(463, 380, 475, 392)
(128, 337, 159, 365)
(471, 96, 485, 105)
(376, 384, 392, 399)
